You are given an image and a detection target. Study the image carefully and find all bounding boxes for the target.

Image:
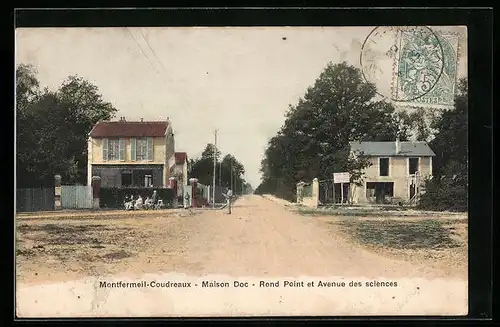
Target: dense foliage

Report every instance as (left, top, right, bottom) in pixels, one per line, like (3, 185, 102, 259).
(16, 64, 117, 187)
(418, 79, 468, 212)
(188, 143, 252, 195)
(255, 62, 408, 201)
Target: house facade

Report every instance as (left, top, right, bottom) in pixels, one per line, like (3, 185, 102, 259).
(349, 139, 436, 204)
(168, 152, 189, 196)
(87, 117, 176, 188)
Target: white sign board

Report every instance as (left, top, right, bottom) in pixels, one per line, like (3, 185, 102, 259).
(333, 172, 350, 184)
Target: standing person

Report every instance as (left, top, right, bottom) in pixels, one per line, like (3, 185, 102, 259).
(184, 192, 190, 209)
(151, 190, 158, 208)
(223, 188, 233, 214)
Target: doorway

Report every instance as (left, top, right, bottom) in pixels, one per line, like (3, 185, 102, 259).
(121, 171, 132, 187)
(366, 182, 394, 204)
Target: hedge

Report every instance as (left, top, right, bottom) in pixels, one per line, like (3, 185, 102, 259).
(100, 187, 176, 209)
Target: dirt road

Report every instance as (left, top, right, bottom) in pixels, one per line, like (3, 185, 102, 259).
(16, 195, 468, 317)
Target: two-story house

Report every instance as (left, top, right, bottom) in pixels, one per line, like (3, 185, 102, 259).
(87, 117, 176, 188)
(349, 139, 436, 204)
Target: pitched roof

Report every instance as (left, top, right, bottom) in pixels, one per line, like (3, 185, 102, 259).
(174, 152, 188, 164)
(90, 121, 169, 137)
(349, 141, 436, 157)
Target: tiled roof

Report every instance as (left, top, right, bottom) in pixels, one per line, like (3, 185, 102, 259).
(90, 121, 169, 137)
(175, 152, 188, 164)
(349, 141, 436, 157)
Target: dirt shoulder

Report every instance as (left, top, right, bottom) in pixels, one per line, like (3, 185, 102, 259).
(16, 195, 467, 288)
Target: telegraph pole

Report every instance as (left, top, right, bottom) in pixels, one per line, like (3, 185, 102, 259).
(230, 163, 233, 192)
(212, 129, 217, 208)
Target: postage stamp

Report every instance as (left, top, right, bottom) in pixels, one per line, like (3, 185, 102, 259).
(361, 26, 460, 109)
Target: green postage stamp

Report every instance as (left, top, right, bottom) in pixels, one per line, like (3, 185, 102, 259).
(360, 26, 462, 109)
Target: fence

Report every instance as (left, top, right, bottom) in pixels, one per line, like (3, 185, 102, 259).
(61, 185, 93, 209)
(16, 188, 55, 212)
(197, 183, 211, 206)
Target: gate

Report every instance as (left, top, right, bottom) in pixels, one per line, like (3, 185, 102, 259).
(61, 185, 93, 209)
(16, 188, 55, 212)
(318, 179, 336, 206)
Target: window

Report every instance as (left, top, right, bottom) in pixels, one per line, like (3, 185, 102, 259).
(136, 138, 148, 160)
(409, 157, 419, 175)
(102, 138, 125, 161)
(107, 138, 121, 160)
(131, 137, 153, 161)
(379, 158, 389, 177)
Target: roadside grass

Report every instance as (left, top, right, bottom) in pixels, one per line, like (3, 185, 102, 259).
(334, 219, 462, 250)
(296, 206, 467, 218)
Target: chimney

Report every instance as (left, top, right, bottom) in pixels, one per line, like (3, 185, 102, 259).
(395, 137, 401, 154)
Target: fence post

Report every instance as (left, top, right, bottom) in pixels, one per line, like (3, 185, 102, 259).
(189, 178, 198, 208)
(312, 178, 319, 208)
(54, 175, 62, 210)
(169, 177, 178, 208)
(296, 181, 305, 204)
(91, 176, 101, 209)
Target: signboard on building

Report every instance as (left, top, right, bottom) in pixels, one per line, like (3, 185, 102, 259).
(333, 172, 350, 184)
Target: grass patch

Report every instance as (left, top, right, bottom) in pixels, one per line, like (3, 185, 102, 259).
(298, 207, 466, 217)
(336, 219, 461, 250)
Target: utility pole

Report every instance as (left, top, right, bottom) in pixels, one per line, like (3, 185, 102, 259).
(230, 162, 233, 192)
(212, 129, 217, 208)
(218, 161, 222, 186)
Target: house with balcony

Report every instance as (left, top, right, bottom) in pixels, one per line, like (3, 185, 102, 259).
(87, 117, 176, 188)
(349, 139, 436, 204)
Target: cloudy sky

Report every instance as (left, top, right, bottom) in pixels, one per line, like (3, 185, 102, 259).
(15, 26, 467, 188)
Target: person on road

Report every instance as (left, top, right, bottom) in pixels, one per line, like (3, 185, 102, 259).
(222, 188, 233, 214)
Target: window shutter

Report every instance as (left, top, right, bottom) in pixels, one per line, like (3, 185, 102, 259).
(102, 138, 108, 161)
(147, 137, 153, 161)
(131, 138, 136, 161)
(119, 138, 125, 161)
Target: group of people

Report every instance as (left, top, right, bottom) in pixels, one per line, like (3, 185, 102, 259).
(124, 190, 164, 210)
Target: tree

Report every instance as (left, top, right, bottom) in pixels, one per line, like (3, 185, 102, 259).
(189, 144, 248, 194)
(257, 61, 405, 200)
(418, 78, 468, 211)
(16, 65, 118, 187)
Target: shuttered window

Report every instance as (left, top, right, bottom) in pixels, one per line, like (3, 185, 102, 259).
(131, 138, 137, 161)
(147, 137, 153, 161)
(105, 138, 121, 161)
(102, 138, 108, 161)
(119, 138, 125, 161)
(136, 138, 148, 160)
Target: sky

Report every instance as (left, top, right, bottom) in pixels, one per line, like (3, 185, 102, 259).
(15, 26, 467, 188)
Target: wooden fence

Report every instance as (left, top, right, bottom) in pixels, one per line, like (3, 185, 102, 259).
(16, 188, 55, 212)
(61, 185, 93, 209)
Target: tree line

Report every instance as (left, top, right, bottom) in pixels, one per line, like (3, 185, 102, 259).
(16, 64, 118, 187)
(254, 61, 467, 212)
(188, 143, 252, 195)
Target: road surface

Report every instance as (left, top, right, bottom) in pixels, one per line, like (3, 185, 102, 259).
(16, 195, 468, 317)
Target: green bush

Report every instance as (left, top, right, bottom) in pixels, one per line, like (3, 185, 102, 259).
(100, 187, 175, 209)
(418, 178, 467, 212)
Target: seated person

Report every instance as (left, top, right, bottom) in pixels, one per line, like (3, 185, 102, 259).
(125, 195, 135, 210)
(155, 199, 164, 210)
(134, 195, 144, 210)
(144, 197, 153, 209)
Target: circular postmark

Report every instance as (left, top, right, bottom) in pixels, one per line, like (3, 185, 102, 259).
(360, 26, 444, 102)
